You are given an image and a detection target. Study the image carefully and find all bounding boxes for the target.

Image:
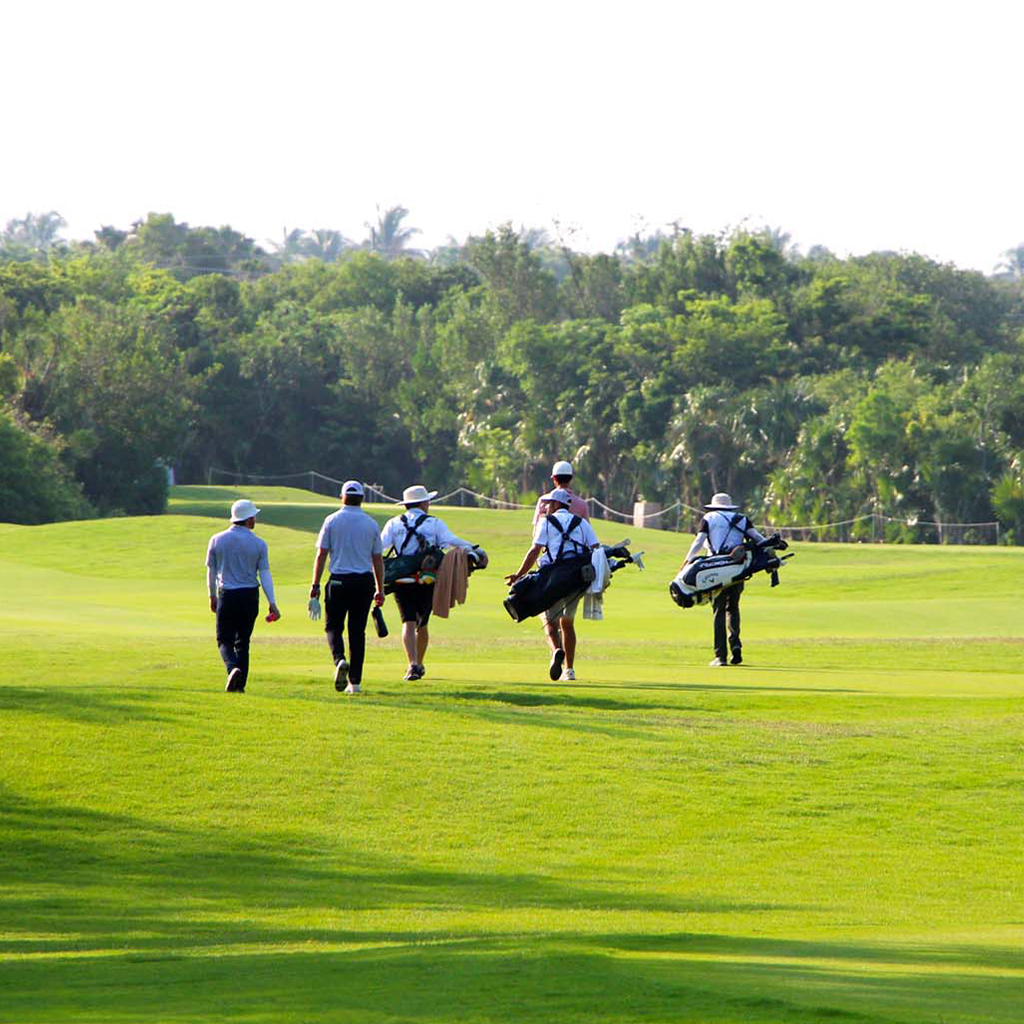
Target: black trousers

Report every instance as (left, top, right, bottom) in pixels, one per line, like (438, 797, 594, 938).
(712, 583, 743, 661)
(325, 573, 375, 683)
(216, 587, 260, 686)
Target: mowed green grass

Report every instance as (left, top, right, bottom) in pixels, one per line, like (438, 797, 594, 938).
(1, 486, 1023, 1024)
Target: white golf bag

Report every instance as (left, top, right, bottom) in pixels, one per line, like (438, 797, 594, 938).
(669, 533, 793, 609)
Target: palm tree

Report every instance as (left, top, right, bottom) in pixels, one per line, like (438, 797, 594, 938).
(363, 205, 422, 259)
(267, 228, 309, 263)
(303, 229, 352, 263)
(1, 211, 67, 256)
(995, 243, 1024, 279)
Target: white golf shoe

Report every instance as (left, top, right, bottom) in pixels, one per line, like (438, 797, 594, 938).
(344, 681, 362, 694)
(560, 668, 576, 681)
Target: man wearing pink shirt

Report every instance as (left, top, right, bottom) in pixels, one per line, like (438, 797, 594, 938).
(532, 460, 589, 525)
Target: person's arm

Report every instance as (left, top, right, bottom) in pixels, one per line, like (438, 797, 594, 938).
(505, 543, 544, 584)
(682, 531, 708, 567)
(435, 518, 474, 550)
(206, 542, 218, 613)
(371, 552, 385, 606)
(744, 517, 767, 544)
(310, 547, 329, 599)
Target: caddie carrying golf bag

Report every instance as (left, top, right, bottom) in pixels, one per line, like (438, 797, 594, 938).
(669, 533, 793, 609)
(504, 535, 645, 623)
(383, 513, 446, 593)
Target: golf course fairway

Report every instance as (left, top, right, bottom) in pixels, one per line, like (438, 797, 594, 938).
(1, 486, 1022, 1023)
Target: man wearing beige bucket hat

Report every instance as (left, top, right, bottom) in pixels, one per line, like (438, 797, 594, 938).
(380, 485, 480, 680)
(682, 492, 765, 667)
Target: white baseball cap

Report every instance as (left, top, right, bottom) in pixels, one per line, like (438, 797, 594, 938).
(552, 460, 573, 477)
(230, 499, 261, 522)
(541, 488, 573, 506)
(341, 480, 364, 496)
(399, 484, 439, 505)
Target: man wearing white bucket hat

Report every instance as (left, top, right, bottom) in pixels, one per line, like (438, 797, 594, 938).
(309, 480, 385, 695)
(532, 460, 590, 525)
(380, 485, 478, 680)
(205, 498, 280, 692)
(682, 492, 765, 667)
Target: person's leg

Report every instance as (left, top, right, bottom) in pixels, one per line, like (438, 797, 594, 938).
(324, 579, 350, 667)
(413, 589, 433, 671)
(543, 618, 562, 653)
(231, 589, 260, 687)
(215, 594, 238, 678)
(559, 592, 582, 669)
(401, 621, 419, 666)
(727, 584, 743, 663)
(560, 618, 577, 668)
(712, 591, 728, 663)
(543, 604, 565, 679)
(394, 586, 421, 675)
(345, 576, 375, 684)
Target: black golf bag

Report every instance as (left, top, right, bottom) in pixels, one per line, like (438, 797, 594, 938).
(504, 538, 645, 623)
(669, 533, 793, 609)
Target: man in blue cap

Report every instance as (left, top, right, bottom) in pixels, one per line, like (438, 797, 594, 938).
(205, 498, 280, 692)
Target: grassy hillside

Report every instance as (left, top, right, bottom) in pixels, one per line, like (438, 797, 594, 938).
(1, 487, 1023, 1023)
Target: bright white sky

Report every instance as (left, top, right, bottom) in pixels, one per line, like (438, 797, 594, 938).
(2, 0, 1021, 272)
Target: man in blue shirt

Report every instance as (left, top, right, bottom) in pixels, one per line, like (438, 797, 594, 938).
(206, 499, 280, 692)
(309, 480, 385, 694)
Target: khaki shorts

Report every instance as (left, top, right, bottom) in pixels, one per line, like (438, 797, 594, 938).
(543, 589, 584, 625)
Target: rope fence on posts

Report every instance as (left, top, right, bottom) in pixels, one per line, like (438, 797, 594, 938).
(205, 467, 1002, 544)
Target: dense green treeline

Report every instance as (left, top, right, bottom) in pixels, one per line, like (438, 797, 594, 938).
(3, 213, 1024, 540)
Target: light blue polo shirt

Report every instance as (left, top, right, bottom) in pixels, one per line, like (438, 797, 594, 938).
(206, 524, 271, 591)
(316, 506, 383, 574)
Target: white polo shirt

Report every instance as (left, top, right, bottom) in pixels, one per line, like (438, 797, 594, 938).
(533, 509, 599, 567)
(688, 510, 765, 559)
(380, 509, 473, 554)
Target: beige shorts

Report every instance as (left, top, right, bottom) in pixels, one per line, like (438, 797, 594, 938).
(543, 589, 584, 625)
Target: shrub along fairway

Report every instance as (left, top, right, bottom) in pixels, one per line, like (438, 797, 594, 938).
(1, 486, 1023, 1024)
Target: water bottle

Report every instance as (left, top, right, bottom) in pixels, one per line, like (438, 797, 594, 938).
(372, 606, 389, 638)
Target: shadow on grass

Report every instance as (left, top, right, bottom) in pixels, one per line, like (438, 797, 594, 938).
(0, 685, 177, 724)
(0, 792, 798, 955)
(2, 792, 1021, 1022)
(2, 931, 1021, 1023)
(443, 690, 708, 714)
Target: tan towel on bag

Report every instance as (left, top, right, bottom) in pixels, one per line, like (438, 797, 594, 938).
(432, 547, 470, 617)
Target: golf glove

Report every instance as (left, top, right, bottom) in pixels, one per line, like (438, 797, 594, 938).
(308, 597, 321, 621)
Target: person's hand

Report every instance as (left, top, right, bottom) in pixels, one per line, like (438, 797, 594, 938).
(209, 596, 218, 614)
(504, 571, 521, 585)
(308, 598, 322, 621)
(266, 604, 281, 622)
(373, 590, 385, 607)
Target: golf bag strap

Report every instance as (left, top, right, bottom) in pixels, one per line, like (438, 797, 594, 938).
(545, 514, 584, 562)
(712, 512, 747, 555)
(397, 513, 433, 556)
